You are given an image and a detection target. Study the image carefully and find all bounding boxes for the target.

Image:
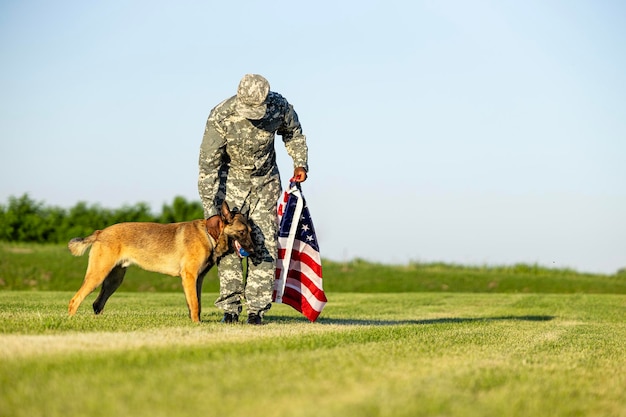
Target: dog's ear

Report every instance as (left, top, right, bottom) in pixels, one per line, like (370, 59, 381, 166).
(220, 201, 233, 224)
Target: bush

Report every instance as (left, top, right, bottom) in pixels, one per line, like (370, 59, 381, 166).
(0, 194, 204, 244)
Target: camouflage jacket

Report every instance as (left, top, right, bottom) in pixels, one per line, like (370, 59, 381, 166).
(198, 92, 308, 217)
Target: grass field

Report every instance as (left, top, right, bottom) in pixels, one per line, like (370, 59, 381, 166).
(1, 291, 625, 417)
(2, 242, 625, 294)
(1, 242, 625, 416)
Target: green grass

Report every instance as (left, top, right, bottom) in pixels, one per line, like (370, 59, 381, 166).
(2, 242, 625, 294)
(2, 242, 625, 416)
(1, 291, 625, 417)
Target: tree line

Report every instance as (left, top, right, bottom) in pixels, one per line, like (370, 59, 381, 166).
(0, 194, 205, 243)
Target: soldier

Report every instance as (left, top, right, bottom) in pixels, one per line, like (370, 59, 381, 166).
(198, 74, 308, 325)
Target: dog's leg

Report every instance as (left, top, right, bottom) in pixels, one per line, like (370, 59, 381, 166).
(181, 269, 202, 323)
(194, 265, 213, 321)
(195, 274, 204, 320)
(92, 265, 127, 314)
(68, 246, 116, 316)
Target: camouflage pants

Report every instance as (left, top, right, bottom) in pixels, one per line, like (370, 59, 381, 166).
(213, 172, 281, 315)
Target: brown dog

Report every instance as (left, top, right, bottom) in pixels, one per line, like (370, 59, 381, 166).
(67, 201, 253, 322)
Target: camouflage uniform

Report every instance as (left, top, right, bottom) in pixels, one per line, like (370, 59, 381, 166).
(198, 74, 308, 317)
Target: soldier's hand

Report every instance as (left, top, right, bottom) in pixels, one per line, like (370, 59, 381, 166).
(293, 167, 307, 183)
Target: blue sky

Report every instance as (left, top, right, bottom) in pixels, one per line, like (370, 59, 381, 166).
(1, 0, 624, 274)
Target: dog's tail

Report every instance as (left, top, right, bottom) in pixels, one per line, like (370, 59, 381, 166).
(67, 231, 101, 256)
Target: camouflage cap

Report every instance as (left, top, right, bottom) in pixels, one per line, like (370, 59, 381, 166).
(236, 74, 270, 119)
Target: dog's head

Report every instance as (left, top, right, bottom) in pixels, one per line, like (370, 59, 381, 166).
(220, 201, 254, 256)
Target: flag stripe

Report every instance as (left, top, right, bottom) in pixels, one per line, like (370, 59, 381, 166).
(277, 246, 324, 292)
(285, 271, 327, 301)
(282, 286, 324, 322)
(287, 260, 323, 293)
(276, 266, 325, 300)
(285, 282, 328, 310)
(285, 279, 327, 308)
(278, 236, 321, 259)
(277, 246, 323, 280)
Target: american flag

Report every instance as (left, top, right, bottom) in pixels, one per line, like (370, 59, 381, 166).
(273, 182, 326, 322)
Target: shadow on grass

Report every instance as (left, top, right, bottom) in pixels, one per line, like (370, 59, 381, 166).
(270, 315, 555, 326)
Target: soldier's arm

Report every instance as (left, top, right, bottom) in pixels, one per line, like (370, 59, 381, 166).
(198, 118, 226, 218)
(278, 102, 309, 173)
